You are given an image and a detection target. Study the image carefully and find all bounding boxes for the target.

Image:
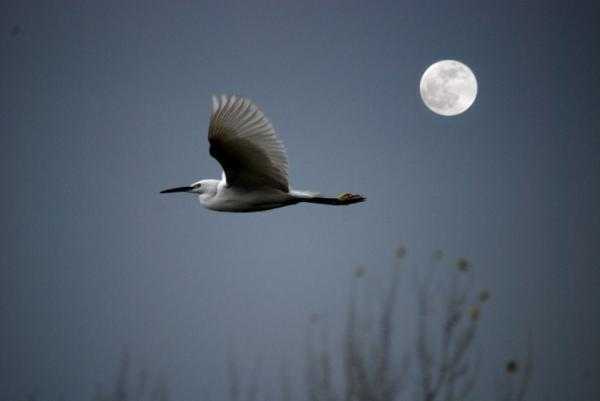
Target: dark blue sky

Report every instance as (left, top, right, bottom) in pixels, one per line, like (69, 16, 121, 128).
(1, 1, 598, 400)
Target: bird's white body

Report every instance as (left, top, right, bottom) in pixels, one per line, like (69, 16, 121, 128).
(196, 179, 294, 212)
(161, 95, 365, 212)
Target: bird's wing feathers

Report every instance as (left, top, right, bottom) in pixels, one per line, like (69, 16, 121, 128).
(208, 95, 289, 192)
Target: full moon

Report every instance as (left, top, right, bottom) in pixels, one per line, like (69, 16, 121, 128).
(420, 60, 477, 116)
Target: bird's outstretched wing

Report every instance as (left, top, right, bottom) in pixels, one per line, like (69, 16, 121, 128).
(208, 95, 289, 192)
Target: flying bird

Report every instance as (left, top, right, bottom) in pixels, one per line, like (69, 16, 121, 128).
(161, 95, 365, 212)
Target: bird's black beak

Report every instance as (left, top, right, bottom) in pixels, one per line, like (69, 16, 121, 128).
(160, 186, 193, 194)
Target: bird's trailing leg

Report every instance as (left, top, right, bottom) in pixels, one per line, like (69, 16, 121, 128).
(295, 192, 366, 206)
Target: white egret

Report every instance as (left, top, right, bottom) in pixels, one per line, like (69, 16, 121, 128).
(161, 95, 365, 212)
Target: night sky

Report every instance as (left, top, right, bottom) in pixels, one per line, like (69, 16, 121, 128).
(1, 1, 599, 400)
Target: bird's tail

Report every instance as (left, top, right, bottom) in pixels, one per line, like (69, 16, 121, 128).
(290, 190, 366, 206)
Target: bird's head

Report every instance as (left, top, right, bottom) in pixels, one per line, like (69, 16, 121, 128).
(160, 180, 209, 195)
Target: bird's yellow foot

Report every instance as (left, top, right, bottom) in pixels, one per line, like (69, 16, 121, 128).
(337, 192, 366, 204)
